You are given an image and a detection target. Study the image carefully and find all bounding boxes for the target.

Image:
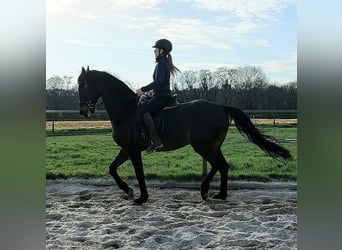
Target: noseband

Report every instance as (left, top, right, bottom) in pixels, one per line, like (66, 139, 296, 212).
(79, 100, 96, 109)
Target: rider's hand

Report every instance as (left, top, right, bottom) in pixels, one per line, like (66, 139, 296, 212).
(136, 89, 144, 96)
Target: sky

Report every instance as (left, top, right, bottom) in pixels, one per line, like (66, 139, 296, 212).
(46, 0, 297, 89)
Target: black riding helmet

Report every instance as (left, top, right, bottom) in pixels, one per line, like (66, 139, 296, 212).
(152, 39, 172, 53)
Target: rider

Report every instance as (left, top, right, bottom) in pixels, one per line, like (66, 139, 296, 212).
(136, 38, 180, 153)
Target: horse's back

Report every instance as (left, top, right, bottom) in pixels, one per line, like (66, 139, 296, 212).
(160, 99, 229, 149)
(165, 99, 227, 123)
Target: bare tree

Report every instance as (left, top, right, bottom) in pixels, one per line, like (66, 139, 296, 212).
(46, 75, 66, 89)
(174, 70, 199, 101)
(213, 67, 238, 105)
(234, 66, 268, 109)
(46, 75, 78, 110)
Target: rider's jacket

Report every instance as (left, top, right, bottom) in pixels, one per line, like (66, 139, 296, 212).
(141, 55, 171, 97)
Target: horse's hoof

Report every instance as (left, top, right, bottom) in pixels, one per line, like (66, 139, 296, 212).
(212, 193, 227, 200)
(201, 193, 208, 200)
(126, 188, 134, 199)
(134, 197, 148, 205)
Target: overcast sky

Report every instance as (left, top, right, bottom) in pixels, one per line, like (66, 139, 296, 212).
(46, 0, 296, 89)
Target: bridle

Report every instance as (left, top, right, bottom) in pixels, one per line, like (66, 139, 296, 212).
(78, 79, 98, 110)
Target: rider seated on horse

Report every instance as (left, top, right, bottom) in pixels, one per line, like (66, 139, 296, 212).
(136, 39, 180, 153)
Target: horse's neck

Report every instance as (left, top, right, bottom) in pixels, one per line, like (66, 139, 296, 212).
(103, 94, 137, 127)
(94, 74, 136, 126)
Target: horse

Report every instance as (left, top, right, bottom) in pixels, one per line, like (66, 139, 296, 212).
(78, 66, 292, 205)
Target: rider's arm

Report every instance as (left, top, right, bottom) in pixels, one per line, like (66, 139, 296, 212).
(141, 62, 166, 92)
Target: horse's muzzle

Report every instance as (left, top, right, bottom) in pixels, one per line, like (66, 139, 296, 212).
(79, 104, 95, 117)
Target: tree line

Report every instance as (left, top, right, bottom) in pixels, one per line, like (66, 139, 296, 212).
(171, 66, 296, 110)
(46, 66, 296, 112)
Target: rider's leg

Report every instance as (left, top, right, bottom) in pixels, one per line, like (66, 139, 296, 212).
(141, 96, 168, 153)
(143, 112, 163, 153)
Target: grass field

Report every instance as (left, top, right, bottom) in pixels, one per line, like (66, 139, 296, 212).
(46, 121, 297, 182)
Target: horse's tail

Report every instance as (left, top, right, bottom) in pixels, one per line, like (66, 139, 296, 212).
(225, 106, 292, 161)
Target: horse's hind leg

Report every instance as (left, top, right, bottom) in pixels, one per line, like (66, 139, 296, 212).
(191, 144, 218, 200)
(212, 151, 229, 200)
(193, 146, 229, 200)
(109, 149, 134, 198)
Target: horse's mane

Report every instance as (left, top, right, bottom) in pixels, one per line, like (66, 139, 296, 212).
(90, 70, 135, 95)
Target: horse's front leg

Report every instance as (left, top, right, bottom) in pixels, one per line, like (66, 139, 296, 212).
(127, 150, 148, 205)
(109, 149, 134, 199)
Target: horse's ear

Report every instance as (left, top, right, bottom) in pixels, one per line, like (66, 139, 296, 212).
(87, 65, 90, 72)
(82, 67, 86, 74)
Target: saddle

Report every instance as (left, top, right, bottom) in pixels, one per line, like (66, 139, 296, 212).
(137, 94, 179, 132)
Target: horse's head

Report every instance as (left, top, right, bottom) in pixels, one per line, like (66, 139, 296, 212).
(78, 66, 100, 117)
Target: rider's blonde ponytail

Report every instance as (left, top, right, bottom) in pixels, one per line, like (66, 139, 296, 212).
(166, 53, 180, 76)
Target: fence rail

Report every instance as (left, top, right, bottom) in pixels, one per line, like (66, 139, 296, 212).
(46, 109, 296, 135)
(46, 109, 297, 119)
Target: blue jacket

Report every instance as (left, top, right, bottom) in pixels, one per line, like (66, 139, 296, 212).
(141, 55, 171, 96)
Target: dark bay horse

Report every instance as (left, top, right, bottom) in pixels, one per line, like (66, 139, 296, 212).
(78, 66, 292, 205)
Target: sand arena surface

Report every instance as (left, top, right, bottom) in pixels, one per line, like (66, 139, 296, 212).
(46, 179, 297, 249)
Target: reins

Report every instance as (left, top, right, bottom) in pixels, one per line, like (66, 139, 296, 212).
(81, 96, 138, 114)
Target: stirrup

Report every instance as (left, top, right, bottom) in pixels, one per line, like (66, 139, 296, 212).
(145, 143, 164, 154)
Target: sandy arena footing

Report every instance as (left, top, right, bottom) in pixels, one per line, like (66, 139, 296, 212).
(46, 179, 297, 249)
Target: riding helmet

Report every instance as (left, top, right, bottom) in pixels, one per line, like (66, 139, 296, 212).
(152, 39, 173, 53)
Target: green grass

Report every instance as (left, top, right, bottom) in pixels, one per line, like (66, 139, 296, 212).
(46, 125, 297, 181)
(46, 127, 112, 135)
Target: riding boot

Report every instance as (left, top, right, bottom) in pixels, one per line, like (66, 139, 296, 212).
(143, 113, 164, 153)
